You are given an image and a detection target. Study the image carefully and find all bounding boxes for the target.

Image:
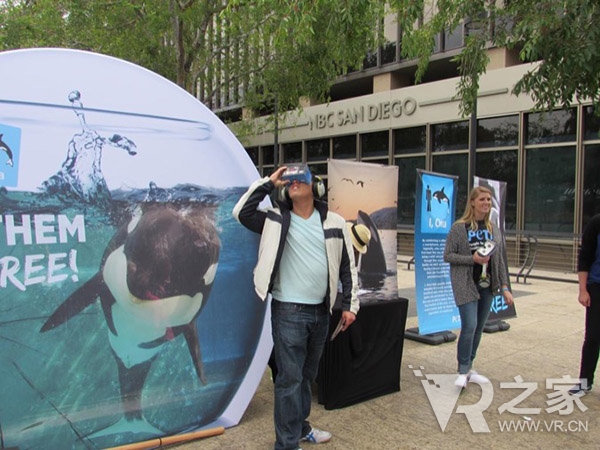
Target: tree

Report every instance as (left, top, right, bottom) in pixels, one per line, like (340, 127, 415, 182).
(0, 0, 386, 117)
(392, 0, 600, 116)
(3, 0, 599, 119)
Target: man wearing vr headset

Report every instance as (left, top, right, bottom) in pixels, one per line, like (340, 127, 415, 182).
(233, 164, 359, 450)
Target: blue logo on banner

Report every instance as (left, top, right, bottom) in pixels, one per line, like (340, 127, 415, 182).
(0, 123, 21, 187)
(421, 173, 453, 234)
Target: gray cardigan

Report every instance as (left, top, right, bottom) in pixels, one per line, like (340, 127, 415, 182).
(443, 221, 509, 306)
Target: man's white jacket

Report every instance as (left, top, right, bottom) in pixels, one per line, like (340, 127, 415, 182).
(232, 177, 359, 315)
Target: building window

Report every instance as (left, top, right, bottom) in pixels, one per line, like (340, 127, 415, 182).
(524, 146, 576, 233)
(306, 138, 330, 162)
(282, 142, 302, 163)
(526, 108, 577, 144)
(364, 157, 389, 166)
(381, 41, 397, 65)
(432, 120, 469, 152)
(583, 106, 600, 229)
(363, 50, 378, 69)
(583, 144, 600, 229)
(262, 146, 274, 166)
(395, 156, 425, 225)
(308, 162, 328, 178)
(333, 135, 357, 159)
(584, 105, 600, 141)
(476, 150, 518, 230)
(393, 126, 426, 155)
(477, 115, 519, 148)
(432, 153, 468, 213)
(360, 130, 389, 158)
(444, 25, 463, 50)
(245, 146, 259, 166)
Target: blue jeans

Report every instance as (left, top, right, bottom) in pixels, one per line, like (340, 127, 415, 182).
(457, 286, 493, 374)
(271, 300, 329, 450)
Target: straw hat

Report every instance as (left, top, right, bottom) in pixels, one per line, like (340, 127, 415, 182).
(346, 223, 371, 254)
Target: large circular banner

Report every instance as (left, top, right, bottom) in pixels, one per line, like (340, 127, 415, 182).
(0, 48, 269, 449)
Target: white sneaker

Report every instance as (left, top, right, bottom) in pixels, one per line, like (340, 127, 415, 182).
(455, 374, 468, 388)
(301, 427, 332, 444)
(468, 370, 490, 384)
(568, 384, 592, 397)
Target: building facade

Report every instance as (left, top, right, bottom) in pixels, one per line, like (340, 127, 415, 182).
(233, 32, 600, 274)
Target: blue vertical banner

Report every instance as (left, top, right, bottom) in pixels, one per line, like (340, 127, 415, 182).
(473, 176, 517, 320)
(414, 170, 459, 334)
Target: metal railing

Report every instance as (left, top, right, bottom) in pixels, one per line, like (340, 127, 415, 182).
(397, 230, 580, 284)
(515, 234, 537, 284)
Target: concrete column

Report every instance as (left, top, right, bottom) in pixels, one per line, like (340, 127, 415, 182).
(373, 72, 411, 93)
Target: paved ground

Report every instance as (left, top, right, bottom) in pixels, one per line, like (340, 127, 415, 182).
(167, 267, 598, 450)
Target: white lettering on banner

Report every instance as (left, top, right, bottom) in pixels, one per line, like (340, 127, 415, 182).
(420, 239, 454, 316)
(309, 98, 417, 130)
(0, 249, 79, 291)
(0, 214, 86, 246)
(0, 214, 85, 291)
(428, 216, 448, 229)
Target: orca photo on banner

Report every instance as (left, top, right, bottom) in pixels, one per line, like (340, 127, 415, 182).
(473, 176, 517, 320)
(327, 159, 398, 301)
(0, 48, 271, 450)
(414, 170, 460, 334)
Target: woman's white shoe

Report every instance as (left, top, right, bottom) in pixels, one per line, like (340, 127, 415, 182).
(455, 374, 468, 388)
(468, 370, 490, 384)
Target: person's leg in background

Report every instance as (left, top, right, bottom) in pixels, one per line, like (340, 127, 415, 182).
(467, 286, 494, 383)
(271, 301, 315, 450)
(456, 300, 478, 386)
(470, 286, 494, 368)
(579, 283, 600, 390)
(300, 306, 329, 439)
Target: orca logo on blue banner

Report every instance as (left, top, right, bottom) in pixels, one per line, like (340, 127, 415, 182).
(0, 123, 21, 187)
(421, 174, 453, 234)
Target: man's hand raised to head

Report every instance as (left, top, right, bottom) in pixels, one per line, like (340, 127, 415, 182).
(269, 166, 289, 189)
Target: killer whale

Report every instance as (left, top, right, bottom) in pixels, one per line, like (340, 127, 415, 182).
(0, 134, 14, 167)
(432, 186, 449, 204)
(40, 203, 220, 437)
(356, 210, 386, 274)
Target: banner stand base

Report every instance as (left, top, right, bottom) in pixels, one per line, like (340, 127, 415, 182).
(483, 319, 510, 333)
(404, 327, 457, 345)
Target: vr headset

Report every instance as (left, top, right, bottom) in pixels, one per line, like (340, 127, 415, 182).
(282, 164, 313, 185)
(476, 241, 497, 289)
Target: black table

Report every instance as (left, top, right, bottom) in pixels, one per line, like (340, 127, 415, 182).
(317, 297, 409, 410)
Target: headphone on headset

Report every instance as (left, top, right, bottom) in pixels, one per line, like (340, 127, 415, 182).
(280, 175, 326, 202)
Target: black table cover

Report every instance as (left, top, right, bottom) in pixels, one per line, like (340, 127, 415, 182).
(317, 297, 409, 410)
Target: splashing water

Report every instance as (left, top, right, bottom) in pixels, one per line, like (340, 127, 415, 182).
(41, 91, 137, 204)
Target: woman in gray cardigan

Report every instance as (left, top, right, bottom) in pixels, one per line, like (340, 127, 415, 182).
(444, 186, 514, 388)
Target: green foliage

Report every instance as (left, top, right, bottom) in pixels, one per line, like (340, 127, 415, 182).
(510, 0, 600, 110)
(3, 0, 597, 119)
(0, 0, 386, 118)
(0, 0, 176, 80)
(220, 0, 386, 113)
(394, 0, 600, 116)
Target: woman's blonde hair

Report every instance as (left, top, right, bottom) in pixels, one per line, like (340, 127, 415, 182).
(458, 186, 493, 232)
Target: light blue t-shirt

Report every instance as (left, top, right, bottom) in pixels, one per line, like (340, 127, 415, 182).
(272, 209, 328, 304)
